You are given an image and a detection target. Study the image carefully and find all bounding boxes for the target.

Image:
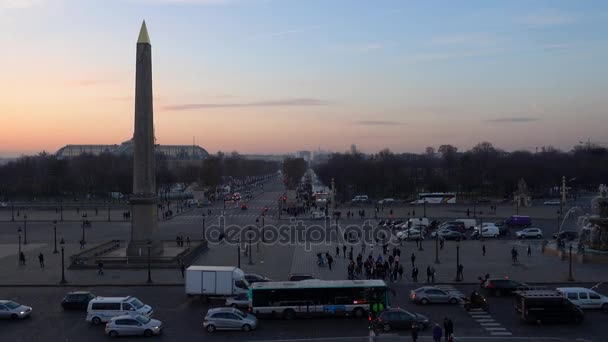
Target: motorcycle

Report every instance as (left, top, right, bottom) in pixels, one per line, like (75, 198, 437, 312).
(463, 295, 489, 311)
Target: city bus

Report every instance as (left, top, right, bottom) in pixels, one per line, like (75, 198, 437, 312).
(249, 280, 388, 319)
(412, 192, 456, 204)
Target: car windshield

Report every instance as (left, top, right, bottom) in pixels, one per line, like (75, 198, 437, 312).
(234, 309, 247, 318)
(135, 315, 151, 324)
(129, 298, 145, 309)
(4, 301, 20, 309)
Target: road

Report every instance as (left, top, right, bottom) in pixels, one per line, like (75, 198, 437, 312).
(2, 283, 607, 342)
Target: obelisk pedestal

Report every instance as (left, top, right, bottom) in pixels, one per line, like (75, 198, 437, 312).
(127, 21, 163, 256)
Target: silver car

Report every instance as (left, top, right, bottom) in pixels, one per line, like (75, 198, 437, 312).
(0, 300, 32, 319)
(104, 314, 162, 338)
(204, 307, 257, 333)
(409, 286, 462, 305)
(226, 293, 249, 309)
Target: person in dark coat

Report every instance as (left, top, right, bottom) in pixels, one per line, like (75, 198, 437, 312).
(411, 322, 420, 342)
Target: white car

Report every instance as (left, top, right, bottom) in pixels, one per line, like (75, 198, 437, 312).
(473, 224, 500, 238)
(397, 229, 424, 241)
(105, 314, 163, 338)
(515, 228, 543, 239)
(556, 287, 608, 311)
(0, 300, 32, 319)
(378, 198, 396, 205)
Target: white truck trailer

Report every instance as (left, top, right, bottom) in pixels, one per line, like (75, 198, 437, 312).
(185, 266, 249, 301)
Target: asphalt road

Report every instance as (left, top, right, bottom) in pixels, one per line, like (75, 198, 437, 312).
(2, 283, 607, 342)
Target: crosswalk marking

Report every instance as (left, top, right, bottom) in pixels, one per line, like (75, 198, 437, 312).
(459, 292, 513, 337)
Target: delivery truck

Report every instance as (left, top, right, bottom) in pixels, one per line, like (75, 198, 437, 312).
(185, 266, 249, 301)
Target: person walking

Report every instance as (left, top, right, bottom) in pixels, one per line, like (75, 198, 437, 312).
(411, 253, 416, 268)
(432, 323, 443, 342)
(482, 244, 486, 256)
(426, 265, 432, 283)
(326, 252, 334, 270)
(342, 245, 347, 258)
(527, 244, 532, 257)
(97, 261, 104, 276)
(336, 245, 340, 257)
(186, 236, 190, 247)
(38, 253, 44, 268)
(444, 317, 454, 341)
(180, 262, 186, 278)
(362, 241, 366, 254)
(411, 322, 420, 342)
(398, 263, 404, 280)
(457, 264, 464, 281)
(412, 266, 419, 282)
(19, 252, 26, 265)
(431, 266, 436, 283)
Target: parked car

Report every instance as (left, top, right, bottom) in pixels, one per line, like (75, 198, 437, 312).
(203, 307, 258, 333)
(454, 219, 477, 230)
(471, 225, 500, 238)
(504, 215, 532, 228)
(515, 228, 543, 239)
(515, 290, 583, 324)
(553, 231, 579, 241)
(431, 226, 462, 237)
(437, 221, 466, 233)
(397, 229, 424, 241)
(556, 287, 608, 311)
(0, 300, 32, 319)
(288, 274, 315, 281)
(373, 308, 429, 332)
(378, 198, 396, 205)
(409, 286, 463, 305)
(351, 195, 370, 203)
(439, 230, 466, 241)
(86, 296, 153, 324)
(481, 278, 532, 296)
(226, 293, 249, 308)
(61, 291, 96, 310)
(244, 274, 271, 284)
(104, 314, 163, 338)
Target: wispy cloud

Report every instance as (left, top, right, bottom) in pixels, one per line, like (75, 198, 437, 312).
(485, 117, 540, 123)
(164, 98, 331, 110)
(251, 25, 323, 39)
(430, 33, 496, 47)
(353, 120, 406, 126)
(522, 12, 577, 27)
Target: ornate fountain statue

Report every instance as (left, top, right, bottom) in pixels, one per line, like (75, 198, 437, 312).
(583, 184, 608, 251)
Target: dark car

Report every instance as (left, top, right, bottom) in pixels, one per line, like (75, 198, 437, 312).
(61, 291, 96, 310)
(442, 231, 466, 241)
(553, 231, 579, 241)
(374, 308, 429, 332)
(245, 274, 271, 284)
(514, 290, 584, 324)
(241, 203, 248, 210)
(288, 274, 315, 281)
(482, 278, 536, 297)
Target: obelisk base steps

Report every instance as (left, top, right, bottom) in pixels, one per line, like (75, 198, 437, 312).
(127, 195, 163, 256)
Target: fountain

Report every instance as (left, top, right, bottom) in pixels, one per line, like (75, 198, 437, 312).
(581, 184, 608, 251)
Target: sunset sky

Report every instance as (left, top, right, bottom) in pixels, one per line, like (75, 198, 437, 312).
(1, 0, 607, 156)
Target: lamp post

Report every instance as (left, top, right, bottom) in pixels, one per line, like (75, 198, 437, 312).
(202, 217, 206, 241)
(567, 244, 574, 282)
(23, 214, 28, 245)
(556, 210, 561, 234)
(434, 230, 440, 264)
(423, 199, 427, 218)
(418, 217, 424, 251)
(59, 238, 67, 284)
(53, 220, 58, 254)
(17, 227, 22, 264)
(454, 243, 461, 282)
(146, 240, 153, 284)
(479, 214, 484, 242)
(11, 201, 15, 221)
(81, 219, 86, 247)
(237, 244, 241, 268)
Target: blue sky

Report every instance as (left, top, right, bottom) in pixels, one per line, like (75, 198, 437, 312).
(1, 0, 607, 155)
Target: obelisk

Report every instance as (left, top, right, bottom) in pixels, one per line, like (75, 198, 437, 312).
(127, 20, 163, 256)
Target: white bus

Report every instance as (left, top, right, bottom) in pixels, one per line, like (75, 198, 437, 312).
(412, 192, 456, 204)
(249, 280, 388, 319)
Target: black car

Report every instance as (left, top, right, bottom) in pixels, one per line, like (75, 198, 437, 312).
(288, 274, 315, 281)
(441, 230, 466, 241)
(61, 291, 95, 310)
(245, 273, 271, 284)
(374, 308, 429, 332)
(482, 278, 534, 296)
(552, 231, 579, 241)
(515, 290, 584, 324)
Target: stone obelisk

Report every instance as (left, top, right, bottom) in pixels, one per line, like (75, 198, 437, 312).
(127, 20, 163, 256)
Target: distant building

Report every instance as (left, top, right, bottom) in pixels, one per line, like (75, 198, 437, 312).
(56, 139, 208, 160)
(296, 150, 312, 162)
(350, 144, 357, 155)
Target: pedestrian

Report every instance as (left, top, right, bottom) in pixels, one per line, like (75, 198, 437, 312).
(350, 245, 354, 257)
(411, 253, 416, 268)
(466, 208, 470, 217)
(362, 241, 366, 254)
(38, 253, 44, 268)
(186, 236, 190, 247)
(19, 252, 26, 265)
(432, 323, 442, 342)
(440, 238, 444, 250)
(426, 265, 432, 283)
(326, 252, 334, 270)
(97, 261, 104, 276)
(482, 244, 486, 256)
(431, 266, 436, 283)
(457, 264, 464, 281)
(180, 262, 185, 278)
(336, 245, 340, 257)
(527, 244, 532, 257)
(343, 245, 347, 258)
(398, 263, 404, 279)
(412, 210, 416, 217)
(444, 317, 454, 341)
(412, 266, 419, 282)
(180, 235, 184, 247)
(176, 235, 180, 247)
(411, 322, 420, 342)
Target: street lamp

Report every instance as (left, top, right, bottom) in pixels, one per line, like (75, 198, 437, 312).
(60, 238, 67, 284)
(80, 219, 86, 248)
(454, 243, 461, 282)
(202, 216, 206, 241)
(17, 227, 22, 264)
(53, 220, 58, 254)
(23, 214, 28, 245)
(556, 210, 561, 235)
(479, 214, 484, 242)
(418, 218, 424, 251)
(434, 230, 440, 264)
(146, 240, 153, 284)
(567, 244, 574, 282)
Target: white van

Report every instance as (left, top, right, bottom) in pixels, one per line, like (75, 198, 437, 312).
(473, 225, 500, 238)
(408, 217, 430, 228)
(455, 219, 477, 230)
(86, 296, 153, 325)
(556, 287, 608, 310)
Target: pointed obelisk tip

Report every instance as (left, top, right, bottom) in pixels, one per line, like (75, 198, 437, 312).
(137, 20, 150, 44)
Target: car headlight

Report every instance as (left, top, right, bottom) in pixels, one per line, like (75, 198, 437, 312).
(19, 311, 25, 315)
